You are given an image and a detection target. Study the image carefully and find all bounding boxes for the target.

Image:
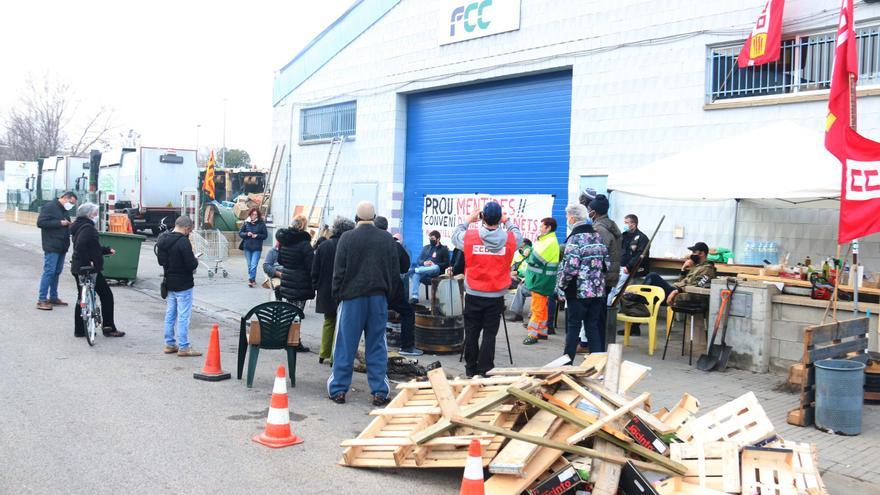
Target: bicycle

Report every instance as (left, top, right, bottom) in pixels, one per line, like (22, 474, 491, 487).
(78, 266, 103, 346)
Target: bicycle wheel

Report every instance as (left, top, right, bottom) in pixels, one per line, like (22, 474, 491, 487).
(85, 290, 97, 346)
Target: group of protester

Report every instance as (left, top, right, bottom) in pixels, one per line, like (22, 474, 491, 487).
(36, 189, 717, 407)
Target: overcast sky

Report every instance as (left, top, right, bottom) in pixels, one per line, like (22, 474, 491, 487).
(1, 0, 353, 165)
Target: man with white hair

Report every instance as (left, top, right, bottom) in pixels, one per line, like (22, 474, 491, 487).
(328, 202, 399, 406)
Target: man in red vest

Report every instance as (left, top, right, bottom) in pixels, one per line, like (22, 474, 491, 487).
(451, 201, 523, 377)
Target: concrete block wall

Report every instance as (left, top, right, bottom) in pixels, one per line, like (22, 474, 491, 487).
(708, 279, 778, 373)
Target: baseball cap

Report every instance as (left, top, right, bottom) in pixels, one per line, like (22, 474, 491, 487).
(482, 201, 502, 225)
(687, 242, 710, 253)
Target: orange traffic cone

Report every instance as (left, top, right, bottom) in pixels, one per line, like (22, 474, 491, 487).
(194, 324, 230, 381)
(460, 439, 485, 495)
(252, 365, 304, 448)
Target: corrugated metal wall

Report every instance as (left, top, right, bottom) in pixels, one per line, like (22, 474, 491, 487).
(402, 71, 573, 257)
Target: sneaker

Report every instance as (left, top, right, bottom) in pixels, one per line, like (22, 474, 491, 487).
(537, 334, 549, 340)
(372, 394, 391, 407)
(164, 345, 179, 354)
(49, 299, 69, 306)
(399, 347, 424, 357)
(329, 392, 346, 404)
(523, 336, 539, 345)
(293, 343, 310, 353)
(177, 348, 202, 357)
(248, 280, 255, 288)
(36, 301, 53, 311)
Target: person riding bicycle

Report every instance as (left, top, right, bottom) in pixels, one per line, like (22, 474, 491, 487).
(70, 203, 124, 338)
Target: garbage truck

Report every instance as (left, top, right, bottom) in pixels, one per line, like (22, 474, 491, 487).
(40, 155, 91, 198)
(4, 160, 39, 209)
(98, 146, 198, 234)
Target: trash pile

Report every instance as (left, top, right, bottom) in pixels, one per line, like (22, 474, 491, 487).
(339, 345, 828, 495)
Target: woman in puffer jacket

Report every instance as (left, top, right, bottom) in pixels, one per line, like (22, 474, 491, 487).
(276, 214, 316, 309)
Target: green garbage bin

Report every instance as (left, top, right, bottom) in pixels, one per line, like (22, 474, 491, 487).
(98, 232, 147, 284)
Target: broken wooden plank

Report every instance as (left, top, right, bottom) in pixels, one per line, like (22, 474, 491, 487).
(591, 343, 626, 495)
(368, 406, 442, 416)
(452, 416, 679, 476)
(660, 393, 700, 431)
(485, 424, 581, 495)
(561, 374, 615, 415)
(427, 368, 461, 418)
(411, 378, 538, 445)
(566, 392, 650, 444)
(489, 390, 579, 476)
(541, 392, 632, 443)
(486, 365, 595, 376)
(580, 352, 608, 373)
(583, 380, 675, 434)
(618, 361, 651, 394)
(396, 375, 522, 389)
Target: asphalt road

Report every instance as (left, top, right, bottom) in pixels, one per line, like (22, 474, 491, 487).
(0, 237, 461, 494)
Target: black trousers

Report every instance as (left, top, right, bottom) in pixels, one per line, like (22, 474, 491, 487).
(73, 273, 116, 336)
(388, 284, 416, 349)
(463, 294, 504, 377)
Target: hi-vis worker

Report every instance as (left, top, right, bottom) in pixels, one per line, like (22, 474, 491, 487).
(522, 218, 560, 345)
(452, 201, 523, 378)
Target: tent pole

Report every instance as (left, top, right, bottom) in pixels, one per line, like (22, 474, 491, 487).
(731, 199, 739, 262)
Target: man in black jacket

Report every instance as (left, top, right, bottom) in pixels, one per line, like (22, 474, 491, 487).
(328, 202, 398, 406)
(611, 214, 650, 337)
(408, 230, 450, 303)
(375, 216, 420, 357)
(156, 216, 202, 357)
(36, 191, 77, 310)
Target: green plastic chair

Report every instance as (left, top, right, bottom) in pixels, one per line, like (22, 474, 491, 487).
(237, 301, 304, 388)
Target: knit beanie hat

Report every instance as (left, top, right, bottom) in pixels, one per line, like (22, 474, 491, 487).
(482, 201, 502, 225)
(588, 194, 610, 215)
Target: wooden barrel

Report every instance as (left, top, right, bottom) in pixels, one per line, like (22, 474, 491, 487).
(415, 311, 464, 354)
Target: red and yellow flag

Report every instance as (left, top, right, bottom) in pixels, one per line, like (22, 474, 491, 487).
(825, 0, 858, 162)
(737, 0, 786, 68)
(203, 150, 216, 200)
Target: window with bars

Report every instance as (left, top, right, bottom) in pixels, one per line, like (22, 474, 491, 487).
(300, 101, 357, 142)
(707, 25, 880, 102)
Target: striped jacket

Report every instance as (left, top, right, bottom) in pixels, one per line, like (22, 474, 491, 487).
(557, 224, 609, 299)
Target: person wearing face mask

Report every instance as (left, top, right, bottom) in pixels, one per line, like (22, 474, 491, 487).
(522, 218, 560, 345)
(36, 191, 78, 310)
(608, 214, 650, 304)
(408, 230, 450, 304)
(156, 215, 202, 357)
(642, 242, 716, 307)
(70, 203, 123, 338)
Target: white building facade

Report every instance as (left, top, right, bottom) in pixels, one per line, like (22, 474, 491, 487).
(272, 0, 880, 267)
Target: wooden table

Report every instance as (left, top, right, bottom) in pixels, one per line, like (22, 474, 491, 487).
(736, 274, 880, 297)
(650, 258, 762, 276)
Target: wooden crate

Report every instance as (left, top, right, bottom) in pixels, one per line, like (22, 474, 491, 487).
(741, 447, 799, 495)
(669, 441, 740, 493)
(661, 393, 700, 431)
(339, 376, 520, 468)
(655, 477, 730, 495)
(767, 440, 828, 495)
(676, 392, 775, 449)
(786, 318, 869, 427)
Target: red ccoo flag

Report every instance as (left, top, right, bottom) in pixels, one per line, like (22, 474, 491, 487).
(738, 0, 786, 68)
(825, 0, 858, 161)
(838, 127, 880, 244)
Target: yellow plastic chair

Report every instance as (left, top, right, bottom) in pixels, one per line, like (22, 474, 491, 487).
(617, 285, 666, 355)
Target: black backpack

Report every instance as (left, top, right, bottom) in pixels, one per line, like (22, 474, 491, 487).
(620, 292, 650, 317)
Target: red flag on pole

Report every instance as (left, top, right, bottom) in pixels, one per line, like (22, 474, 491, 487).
(825, 0, 858, 161)
(840, 127, 880, 243)
(737, 0, 786, 68)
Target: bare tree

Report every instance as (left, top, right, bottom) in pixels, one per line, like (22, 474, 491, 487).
(2, 75, 114, 161)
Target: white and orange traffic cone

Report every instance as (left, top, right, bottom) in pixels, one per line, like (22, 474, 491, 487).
(252, 365, 304, 448)
(459, 438, 485, 495)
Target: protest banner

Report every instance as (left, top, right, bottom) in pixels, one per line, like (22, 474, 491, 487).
(421, 193, 554, 246)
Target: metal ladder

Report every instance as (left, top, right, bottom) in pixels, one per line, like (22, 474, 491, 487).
(260, 143, 286, 220)
(307, 135, 345, 228)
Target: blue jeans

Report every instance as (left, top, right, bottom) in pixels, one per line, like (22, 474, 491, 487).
(164, 289, 194, 349)
(244, 249, 261, 281)
(38, 251, 66, 301)
(409, 265, 441, 300)
(565, 297, 605, 360)
(328, 295, 389, 398)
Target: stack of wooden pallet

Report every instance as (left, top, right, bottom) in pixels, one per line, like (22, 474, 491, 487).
(340, 344, 828, 494)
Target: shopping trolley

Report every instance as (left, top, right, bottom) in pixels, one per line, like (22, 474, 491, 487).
(191, 229, 229, 278)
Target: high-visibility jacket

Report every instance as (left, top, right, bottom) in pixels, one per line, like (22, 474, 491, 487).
(463, 228, 517, 295)
(525, 232, 560, 296)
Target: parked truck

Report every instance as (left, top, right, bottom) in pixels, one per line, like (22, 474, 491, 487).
(5, 160, 39, 209)
(40, 155, 91, 198)
(98, 146, 198, 234)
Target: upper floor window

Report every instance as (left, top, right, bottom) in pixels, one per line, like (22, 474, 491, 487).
(300, 101, 357, 142)
(707, 25, 880, 102)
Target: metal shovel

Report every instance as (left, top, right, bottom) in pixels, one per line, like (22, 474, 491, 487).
(697, 282, 733, 371)
(712, 278, 738, 371)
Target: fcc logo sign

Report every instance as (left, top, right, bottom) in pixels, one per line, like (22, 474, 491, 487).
(439, 0, 521, 46)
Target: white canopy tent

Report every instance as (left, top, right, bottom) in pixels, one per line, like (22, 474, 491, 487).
(607, 121, 841, 206)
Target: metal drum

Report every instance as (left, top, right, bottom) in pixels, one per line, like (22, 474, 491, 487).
(815, 359, 865, 435)
(414, 311, 464, 354)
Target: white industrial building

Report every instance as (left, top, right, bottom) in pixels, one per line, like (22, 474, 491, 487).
(271, 0, 880, 267)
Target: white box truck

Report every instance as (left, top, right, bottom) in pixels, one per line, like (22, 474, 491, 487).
(5, 160, 39, 207)
(40, 155, 91, 197)
(98, 146, 197, 234)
